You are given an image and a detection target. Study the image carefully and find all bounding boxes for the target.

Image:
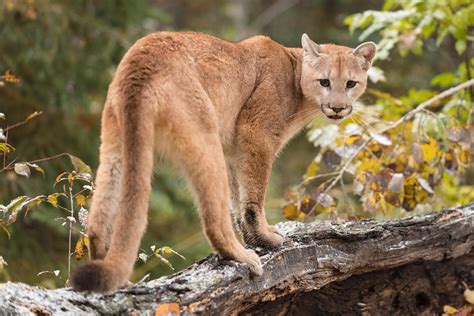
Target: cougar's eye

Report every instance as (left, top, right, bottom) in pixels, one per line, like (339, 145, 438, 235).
(346, 80, 357, 88)
(319, 79, 330, 87)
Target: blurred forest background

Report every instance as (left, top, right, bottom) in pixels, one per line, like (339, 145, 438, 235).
(1, 0, 473, 288)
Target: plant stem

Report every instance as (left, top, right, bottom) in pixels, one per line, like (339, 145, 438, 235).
(67, 182, 74, 286)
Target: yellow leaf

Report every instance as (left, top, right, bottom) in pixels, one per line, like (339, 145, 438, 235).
(420, 138, 439, 163)
(75, 194, 86, 206)
(0, 143, 14, 154)
(345, 134, 362, 146)
(74, 236, 89, 260)
(283, 203, 299, 220)
(162, 246, 172, 254)
(155, 303, 180, 316)
(47, 195, 58, 208)
(304, 160, 319, 179)
(357, 157, 381, 173)
(464, 288, 474, 304)
(457, 147, 470, 165)
(443, 305, 458, 314)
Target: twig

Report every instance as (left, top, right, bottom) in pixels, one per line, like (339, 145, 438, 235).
(26, 153, 70, 165)
(3, 111, 43, 132)
(67, 183, 74, 286)
(0, 153, 70, 172)
(379, 78, 474, 134)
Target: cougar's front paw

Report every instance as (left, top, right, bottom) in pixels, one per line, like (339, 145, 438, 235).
(237, 248, 263, 276)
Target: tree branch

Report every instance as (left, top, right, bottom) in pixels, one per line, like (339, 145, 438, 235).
(0, 203, 472, 314)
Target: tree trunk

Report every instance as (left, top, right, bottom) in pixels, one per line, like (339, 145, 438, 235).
(1, 204, 473, 315)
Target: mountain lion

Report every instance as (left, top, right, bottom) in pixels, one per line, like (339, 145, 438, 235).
(71, 32, 376, 292)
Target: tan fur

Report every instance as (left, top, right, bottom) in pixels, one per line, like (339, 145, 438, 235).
(71, 32, 376, 292)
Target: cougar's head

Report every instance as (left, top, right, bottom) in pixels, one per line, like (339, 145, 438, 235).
(300, 33, 376, 121)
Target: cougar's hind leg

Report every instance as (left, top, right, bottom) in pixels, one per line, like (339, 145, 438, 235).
(227, 162, 244, 235)
(170, 126, 262, 276)
(87, 105, 122, 259)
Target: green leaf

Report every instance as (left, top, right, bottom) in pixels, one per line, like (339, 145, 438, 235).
(68, 154, 92, 174)
(431, 72, 457, 88)
(455, 40, 467, 55)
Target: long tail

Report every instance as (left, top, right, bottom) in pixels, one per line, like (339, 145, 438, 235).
(71, 86, 155, 292)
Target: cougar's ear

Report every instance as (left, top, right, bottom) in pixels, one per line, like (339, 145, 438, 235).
(352, 42, 377, 70)
(301, 33, 322, 59)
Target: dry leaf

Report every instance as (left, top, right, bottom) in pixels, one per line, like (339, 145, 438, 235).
(14, 163, 31, 177)
(443, 305, 458, 314)
(283, 203, 299, 220)
(463, 288, 474, 304)
(74, 235, 89, 260)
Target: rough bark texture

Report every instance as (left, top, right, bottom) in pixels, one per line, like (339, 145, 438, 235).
(1, 203, 473, 315)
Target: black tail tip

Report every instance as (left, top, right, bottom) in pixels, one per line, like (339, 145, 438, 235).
(70, 260, 113, 293)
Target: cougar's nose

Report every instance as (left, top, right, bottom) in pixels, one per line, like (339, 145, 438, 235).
(328, 105, 345, 113)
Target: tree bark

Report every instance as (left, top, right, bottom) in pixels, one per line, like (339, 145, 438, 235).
(1, 203, 473, 315)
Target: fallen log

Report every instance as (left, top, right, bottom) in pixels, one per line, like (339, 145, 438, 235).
(1, 203, 473, 315)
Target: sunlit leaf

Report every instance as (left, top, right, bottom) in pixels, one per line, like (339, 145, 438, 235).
(0, 256, 7, 270)
(464, 288, 474, 304)
(138, 253, 148, 263)
(443, 305, 458, 314)
(48, 195, 58, 208)
(304, 160, 319, 179)
(155, 253, 174, 270)
(417, 177, 434, 194)
(369, 131, 392, 146)
(75, 194, 86, 206)
(0, 143, 15, 154)
(283, 203, 299, 220)
(420, 138, 440, 163)
(68, 154, 92, 174)
(74, 235, 89, 260)
(14, 163, 30, 177)
(345, 134, 363, 146)
(388, 173, 404, 194)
